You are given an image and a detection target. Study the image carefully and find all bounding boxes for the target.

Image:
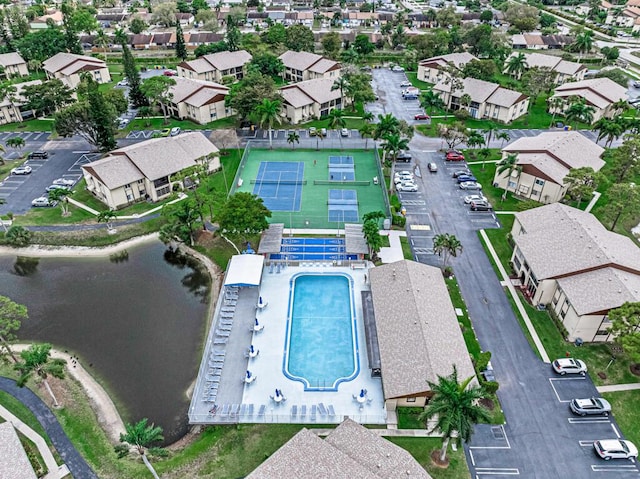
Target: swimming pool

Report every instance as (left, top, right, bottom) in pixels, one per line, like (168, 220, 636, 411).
(283, 273, 359, 391)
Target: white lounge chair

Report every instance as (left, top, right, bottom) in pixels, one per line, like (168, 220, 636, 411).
(318, 403, 327, 416)
(310, 405, 317, 421)
(328, 405, 336, 418)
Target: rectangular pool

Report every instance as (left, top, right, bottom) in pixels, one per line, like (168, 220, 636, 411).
(283, 273, 359, 391)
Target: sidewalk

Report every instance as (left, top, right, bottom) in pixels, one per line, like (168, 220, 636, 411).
(479, 230, 550, 363)
(378, 230, 407, 263)
(597, 383, 640, 393)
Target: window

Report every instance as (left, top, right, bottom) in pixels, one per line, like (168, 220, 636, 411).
(553, 289, 561, 305)
(406, 397, 416, 403)
(596, 329, 610, 336)
(508, 181, 517, 189)
(513, 255, 521, 271)
(125, 183, 131, 188)
(156, 186, 170, 197)
(137, 179, 144, 184)
(535, 178, 545, 186)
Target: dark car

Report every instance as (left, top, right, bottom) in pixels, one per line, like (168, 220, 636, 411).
(28, 151, 48, 159)
(396, 152, 412, 162)
(446, 150, 465, 161)
(456, 174, 477, 183)
(414, 114, 430, 120)
(452, 169, 472, 178)
(570, 397, 612, 416)
(470, 200, 492, 211)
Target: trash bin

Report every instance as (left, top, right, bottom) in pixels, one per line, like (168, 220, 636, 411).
(575, 338, 583, 347)
(383, 218, 391, 230)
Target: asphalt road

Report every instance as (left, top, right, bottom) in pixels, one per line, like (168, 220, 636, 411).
(369, 68, 429, 125)
(401, 133, 640, 478)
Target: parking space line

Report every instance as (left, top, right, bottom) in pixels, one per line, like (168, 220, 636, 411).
(568, 417, 611, 424)
(591, 464, 640, 473)
(549, 378, 570, 403)
(475, 467, 519, 475)
(469, 450, 475, 466)
(469, 425, 511, 450)
(611, 423, 621, 438)
(579, 440, 596, 447)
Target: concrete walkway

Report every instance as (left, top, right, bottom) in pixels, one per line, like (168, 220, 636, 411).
(378, 230, 407, 263)
(479, 230, 550, 363)
(584, 191, 601, 214)
(312, 427, 440, 438)
(0, 404, 70, 478)
(597, 382, 640, 393)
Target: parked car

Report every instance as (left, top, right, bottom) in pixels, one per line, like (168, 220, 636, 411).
(456, 174, 477, 183)
(552, 358, 587, 376)
(170, 127, 181, 136)
(464, 194, 487, 204)
(391, 65, 405, 72)
(11, 165, 32, 175)
(160, 128, 171, 137)
(428, 162, 438, 172)
(396, 170, 413, 177)
(459, 181, 482, 190)
(634, 80, 640, 88)
(394, 175, 414, 184)
(31, 196, 55, 207)
(27, 151, 48, 159)
(397, 183, 418, 192)
(594, 440, 638, 460)
(340, 128, 349, 137)
(320, 128, 327, 136)
(470, 200, 492, 211)
(446, 150, 465, 161)
(570, 397, 612, 416)
(414, 114, 430, 120)
(117, 79, 129, 87)
(163, 69, 177, 76)
(118, 118, 130, 129)
(396, 152, 412, 162)
(309, 127, 317, 136)
(45, 184, 71, 193)
(400, 81, 412, 87)
(52, 178, 75, 187)
(453, 169, 472, 178)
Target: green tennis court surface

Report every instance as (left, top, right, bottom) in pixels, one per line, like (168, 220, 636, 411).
(233, 148, 388, 229)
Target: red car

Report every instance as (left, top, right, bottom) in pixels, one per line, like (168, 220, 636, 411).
(163, 70, 176, 76)
(414, 114, 430, 120)
(446, 150, 465, 161)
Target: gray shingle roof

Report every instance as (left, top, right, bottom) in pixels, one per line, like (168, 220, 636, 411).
(552, 78, 628, 106)
(435, 77, 526, 107)
(0, 422, 37, 479)
(247, 419, 432, 478)
(0, 52, 26, 68)
(419, 52, 477, 69)
(514, 203, 640, 280)
(280, 78, 342, 106)
(178, 50, 252, 74)
(169, 77, 229, 107)
(369, 260, 476, 399)
(43, 52, 106, 75)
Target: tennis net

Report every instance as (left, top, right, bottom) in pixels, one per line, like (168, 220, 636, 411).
(250, 179, 307, 185)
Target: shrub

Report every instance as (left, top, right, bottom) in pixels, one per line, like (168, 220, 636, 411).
(392, 214, 406, 227)
(483, 381, 500, 394)
(475, 351, 492, 372)
(6, 226, 31, 247)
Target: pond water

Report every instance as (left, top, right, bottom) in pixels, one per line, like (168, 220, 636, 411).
(0, 240, 210, 444)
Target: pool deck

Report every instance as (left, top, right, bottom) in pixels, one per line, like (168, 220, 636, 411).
(189, 264, 386, 425)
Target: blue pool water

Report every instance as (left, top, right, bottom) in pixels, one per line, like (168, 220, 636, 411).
(284, 274, 359, 391)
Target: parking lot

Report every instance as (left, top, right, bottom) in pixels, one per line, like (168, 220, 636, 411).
(368, 68, 429, 125)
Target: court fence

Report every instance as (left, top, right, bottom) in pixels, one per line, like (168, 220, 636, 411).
(374, 146, 392, 218)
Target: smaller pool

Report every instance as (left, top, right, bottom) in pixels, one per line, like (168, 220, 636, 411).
(283, 273, 359, 391)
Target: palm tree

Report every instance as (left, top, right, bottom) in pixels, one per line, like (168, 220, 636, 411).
(565, 98, 595, 127)
(593, 118, 624, 147)
(496, 131, 510, 148)
(459, 93, 472, 113)
(420, 90, 445, 117)
(382, 133, 409, 163)
(14, 343, 66, 408)
(253, 98, 282, 149)
(96, 29, 109, 60)
(138, 105, 154, 127)
(547, 96, 565, 128)
(482, 122, 498, 147)
(505, 52, 527, 78)
(497, 153, 522, 198)
(466, 131, 485, 149)
(114, 27, 128, 46)
(374, 113, 400, 140)
(359, 123, 375, 150)
(432, 233, 463, 269)
(0, 143, 5, 165)
(287, 131, 300, 150)
(341, 47, 359, 65)
(331, 77, 350, 110)
(97, 210, 117, 230)
(478, 148, 491, 170)
(362, 219, 383, 260)
(6, 137, 25, 153)
(119, 418, 164, 479)
(328, 109, 347, 149)
(47, 188, 73, 217)
(362, 111, 374, 123)
(418, 366, 490, 464)
(574, 31, 593, 59)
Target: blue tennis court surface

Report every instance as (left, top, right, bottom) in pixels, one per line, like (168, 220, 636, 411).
(329, 155, 355, 182)
(328, 189, 359, 222)
(329, 156, 354, 165)
(252, 161, 304, 211)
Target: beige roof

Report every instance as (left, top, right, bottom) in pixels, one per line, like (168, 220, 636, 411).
(279, 50, 340, 73)
(247, 420, 432, 479)
(0, 80, 42, 108)
(557, 267, 640, 315)
(0, 422, 37, 479)
(503, 131, 604, 178)
(43, 52, 106, 75)
(514, 153, 570, 184)
(555, 59, 586, 76)
(552, 78, 628, 107)
(82, 133, 219, 188)
(169, 77, 229, 107)
(419, 52, 477, 69)
(487, 87, 527, 107)
(514, 203, 640, 280)
(280, 78, 341, 107)
(435, 77, 526, 107)
(369, 260, 476, 399)
(0, 52, 26, 68)
(179, 50, 252, 74)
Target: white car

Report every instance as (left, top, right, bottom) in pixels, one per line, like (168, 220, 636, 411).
(392, 65, 405, 72)
(552, 358, 587, 376)
(464, 194, 488, 204)
(31, 196, 54, 207)
(53, 178, 75, 187)
(594, 440, 638, 460)
(45, 184, 71, 193)
(394, 174, 414, 184)
(400, 81, 412, 87)
(397, 183, 418, 192)
(170, 127, 181, 136)
(459, 181, 482, 190)
(395, 170, 413, 177)
(117, 79, 129, 87)
(11, 165, 32, 175)
(340, 128, 349, 137)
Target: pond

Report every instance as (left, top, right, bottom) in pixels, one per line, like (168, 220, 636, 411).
(0, 240, 210, 444)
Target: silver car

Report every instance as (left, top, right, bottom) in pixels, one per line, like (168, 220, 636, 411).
(459, 181, 482, 190)
(570, 397, 611, 416)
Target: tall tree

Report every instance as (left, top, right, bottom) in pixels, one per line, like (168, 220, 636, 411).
(87, 78, 117, 151)
(15, 343, 66, 407)
(359, 123, 375, 150)
(496, 131, 510, 148)
(175, 19, 187, 61)
(141, 76, 176, 124)
(48, 188, 73, 216)
(23, 80, 74, 117)
(15, 28, 67, 63)
(382, 133, 409, 163)
(287, 131, 300, 150)
(6, 137, 25, 153)
(331, 77, 350, 110)
(159, 198, 202, 246)
(285, 24, 314, 52)
(505, 52, 527, 78)
(363, 219, 383, 260)
(253, 98, 282, 149)
(374, 113, 400, 140)
(97, 210, 117, 230)
(432, 233, 463, 269)
(563, 167, 600, 208)
(0, 296, 27, 363)
(420, 90, 445, 117)
(565, 98, 595, 126)
(437, 122, 468, 149)
(418, 366, 490, 463)
(600, 183, 640, 231)
(466, 130, 485, 149)
(321, 31, 341, 59)
(122, 43, 147, 108)
(497, 153, 522, 198)
(593, 118, 624, 148)
(216, 192, 271, 250)
(226, 71, 278, 120)
(328, 108, 347, 149)
(60, 1, 82, 54)
(608, 302, 640, 366)
(119, 418, 165, 479)
(610, 135, 640, 182)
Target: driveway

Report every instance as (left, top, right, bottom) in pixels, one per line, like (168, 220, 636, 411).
(403, 133, 640, 478)
(368, 68, 428, 124)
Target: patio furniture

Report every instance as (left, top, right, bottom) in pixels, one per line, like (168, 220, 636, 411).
(230, 404, 240, 418)
(220, 404, 230, 417)
(310, 405, 317, 421)
(248, 404, 254, 416)
(257, 405, 266, 418)
(300, 405, 307, 419)
(291, 405, 298, 418)
(214, 338, 227, 345)
(328, 405, 336, 418)
(318, 403, 327, 416)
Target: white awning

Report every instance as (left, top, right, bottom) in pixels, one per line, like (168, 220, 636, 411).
(224, 254, 264, 287)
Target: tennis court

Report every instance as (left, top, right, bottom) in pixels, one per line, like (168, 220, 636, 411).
(233, 148, 388, 229)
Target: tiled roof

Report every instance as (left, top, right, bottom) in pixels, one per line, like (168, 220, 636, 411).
(435, 77, 526, 107)
(369, 260, 476, 399)
(487, 87, 527, 107)
(505, 51, 587, 76)
(178, 50, 252, 74)
(247, 420, 432, 478)
(514, 203, 640, 280)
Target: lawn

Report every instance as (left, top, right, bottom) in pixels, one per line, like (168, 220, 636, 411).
(405, 72, 433, 90)
(125, 116, 237, 132)
(388, 437, 471, 479)
(601, 390, 640, 446)
(0, 119, 55, 133)
(466, 158, 524, 212)
(399, 235, 413, 259)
